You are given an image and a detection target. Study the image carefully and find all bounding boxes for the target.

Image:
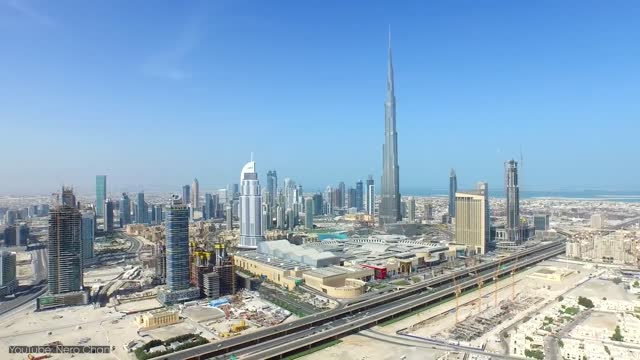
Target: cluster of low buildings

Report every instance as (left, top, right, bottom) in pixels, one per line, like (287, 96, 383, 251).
(566, 230, 640, 265)
(511, 288, 640, 360)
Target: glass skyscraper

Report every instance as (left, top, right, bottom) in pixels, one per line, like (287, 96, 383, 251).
(266, 170, 278, 207)
(136, 192, 146, 224)
(165, 196, 190, 291)
(104, 199, 114, 233)
(355, 180, 364, 211)
(305, 197, 314, 229)
(379, 32, 401, 227)
(366, 176, 375, 216)
(119, 193, 131, 227)
(81, 211, 95, 261)
(505, 160, 520, 242)
(95, 175, 106, 217)
(449, 169, 457, 219)
(182, 185, 191, 206)
(48, 188, 83, 294)
(239, 160, 263, 249)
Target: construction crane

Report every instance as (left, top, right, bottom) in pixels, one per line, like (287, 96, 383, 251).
(477, 278, 484, 314)
(494, 257, 502, 308)
(511, 253, 519, 300)
(453, 274, 462, 324)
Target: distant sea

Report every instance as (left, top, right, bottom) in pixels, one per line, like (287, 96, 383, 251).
(402, 189, 640, 203)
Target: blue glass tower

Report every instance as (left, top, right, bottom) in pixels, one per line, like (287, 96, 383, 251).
(136, 192, 146, 224)
(449, 169, 457, 219)
(81, 211, 95, 262)
(355, 180, 364, 211)
(165, 196, 190, 291)
(95, 175, 106, 217)
(119, 193, 131, 227)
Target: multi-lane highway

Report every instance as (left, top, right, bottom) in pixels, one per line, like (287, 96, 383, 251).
(237, 244, 564, 360)
(0, 247, 48, 316)
(164, 240, 565, 360)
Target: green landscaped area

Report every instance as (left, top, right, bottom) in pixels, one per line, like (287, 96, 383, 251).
(282, 339, 343, 360)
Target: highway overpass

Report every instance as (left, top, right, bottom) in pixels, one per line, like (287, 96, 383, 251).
(163, 240, 565, 360)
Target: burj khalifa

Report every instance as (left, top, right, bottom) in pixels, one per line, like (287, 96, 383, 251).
(379, 31, 401, 227)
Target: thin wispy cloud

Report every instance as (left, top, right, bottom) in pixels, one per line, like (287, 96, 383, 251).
(141, 9, 209, 81)
(3, 0, 57, 27)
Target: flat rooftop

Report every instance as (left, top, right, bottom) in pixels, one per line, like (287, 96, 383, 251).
(236, 251, 312, 271)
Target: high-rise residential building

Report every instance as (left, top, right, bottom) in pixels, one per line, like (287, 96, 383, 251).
(165, 196, 190, 291)
(324, 186, 333, 215)
(28, 205, 38, 218)
(48, 188, 83, 294)
(60, 186, 77, 208)
(283, 178, 297, 210)
(0, 251, 17, 297)
(38, 204, 50, 217)
(212, 194, 219, 218)
(136, 192, 147, 224)
(505, 160, 520, 242)
(239, 160, 263, 249)
(119, 193, 131, 227)
(3, 209, 17, 226)
(379, 32, 401, 227)
(312, 193, 323, 216)
(449, 169, 457, 219)
(204, 193, 213, 220)
(232, 184, 240, 199)
(95, 175, 106, 217)
(287, 209, 295, 230)
(591, 214, 605, 229)
(407, 197, 416, 223)
(424, 203, 433, 221)
(366, 176, 375, 215)
(226, 205, 233, 230)
(153, 204, 163, 225)
(182, 185, 191, 206)
(276, 205, 284, 229)
(355, 180, 364, 211)
(16, 224, 29, 246)
(104, 198, 114, 233)
(338, 182, 346, 208)
(533, 214, 550, 231)
(159, 195, 199, 304)
(348, 187, 357, 209)
(455, 182, 490, 255)
(263, 202, 272, 232)
(305, 197, 314, 229)
(267, 170, 278, 207)
(81, 211, 95, 262)
(191, 178, 200, 208)
(367, 184, 376, 215)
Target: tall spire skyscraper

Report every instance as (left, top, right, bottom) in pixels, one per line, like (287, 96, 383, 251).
(505, 159, 520, 242)
(379, 29, 401, 227)
(448, 169, 457, 219)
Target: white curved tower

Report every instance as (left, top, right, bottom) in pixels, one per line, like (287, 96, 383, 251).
(239, 160, 263, 249)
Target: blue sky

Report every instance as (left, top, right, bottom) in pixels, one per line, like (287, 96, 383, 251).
(1, 0, 639, 195)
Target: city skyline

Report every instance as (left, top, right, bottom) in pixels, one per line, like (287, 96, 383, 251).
(2, 1, 640, 194)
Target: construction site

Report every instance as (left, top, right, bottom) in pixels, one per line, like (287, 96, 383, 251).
(191, 290, 296, 340)
(302, 259, 598, 360)
(425, 294, 545, 342)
